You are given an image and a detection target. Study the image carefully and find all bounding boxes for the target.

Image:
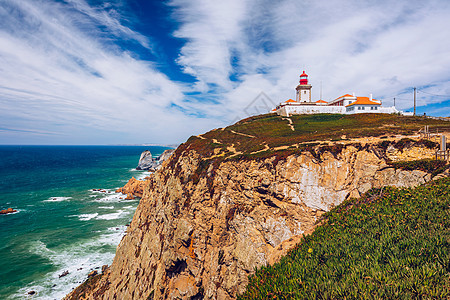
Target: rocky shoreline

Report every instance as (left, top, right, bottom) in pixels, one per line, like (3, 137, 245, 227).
(113, 149, 176, 200)
(115, 177, 147, 200)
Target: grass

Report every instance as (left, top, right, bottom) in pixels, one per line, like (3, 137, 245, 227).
(239, 177, 450, 299)
(388, 159, 448, 177)
(181, 113, 450, 161)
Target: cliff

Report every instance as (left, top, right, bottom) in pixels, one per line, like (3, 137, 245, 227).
(65, 114, 449, 299)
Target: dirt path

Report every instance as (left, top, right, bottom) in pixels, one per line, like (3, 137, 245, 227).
(230, 130, 256, 138)
(282, 117, 295, 131)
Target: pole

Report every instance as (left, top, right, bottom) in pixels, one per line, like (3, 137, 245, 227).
(320, 81, 323, 100)
(393, 97, 395, 107)
(413, 87, 416, 116)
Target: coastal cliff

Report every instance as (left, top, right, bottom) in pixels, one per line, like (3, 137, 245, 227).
(65, 114, 450, 299)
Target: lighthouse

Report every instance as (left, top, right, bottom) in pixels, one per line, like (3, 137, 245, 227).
(295, 70, 312, 103)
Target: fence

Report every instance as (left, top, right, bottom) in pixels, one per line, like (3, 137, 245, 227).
(435, 134, 449, 161)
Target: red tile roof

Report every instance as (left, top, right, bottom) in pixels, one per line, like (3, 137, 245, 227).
(285, 99, 296, 103)
(315, 99, 328, 103)
(346, 97, 381, 107)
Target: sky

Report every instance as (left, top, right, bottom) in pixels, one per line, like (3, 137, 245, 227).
(1, 0, 450, 145)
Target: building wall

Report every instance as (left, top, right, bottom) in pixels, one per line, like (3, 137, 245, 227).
(277, 105, 401, 116)
(278, 105, 346, 116)
(328, 96, 357, 107)
(379, 106, 400, 114)
(296, 85, 312, 103)
(346, 105, 399, 114)
(300, 89, 310, 102)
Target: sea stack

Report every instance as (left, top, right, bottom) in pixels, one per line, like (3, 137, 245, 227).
(158, 149, 175, 163)
(136, 149, 175, 171)
(136, 150, 153, 170)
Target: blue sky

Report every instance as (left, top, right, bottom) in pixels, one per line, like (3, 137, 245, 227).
(1, 0, 450, 145)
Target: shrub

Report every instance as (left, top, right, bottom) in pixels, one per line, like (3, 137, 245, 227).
(239, 178, 450, 299)
(389, 159, 448, 176)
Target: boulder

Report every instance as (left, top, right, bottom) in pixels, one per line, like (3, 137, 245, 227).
(136, 150, 154, 170)
(59, 270, 69, 278)
(0, 208, 17, 215)
(116, 177, 146, 198)
(136, 149, 175, 171)
(88, 270, 98, 278)
(101, 265, 108, 274)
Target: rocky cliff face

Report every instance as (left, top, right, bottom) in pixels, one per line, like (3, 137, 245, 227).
(65, 138, 444, 300)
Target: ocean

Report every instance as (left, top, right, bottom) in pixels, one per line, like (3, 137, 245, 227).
(0, 145, 170, 299)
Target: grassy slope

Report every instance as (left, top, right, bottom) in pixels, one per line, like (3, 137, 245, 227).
(239, 178, 450, 299)
(183, 113, 450, 160)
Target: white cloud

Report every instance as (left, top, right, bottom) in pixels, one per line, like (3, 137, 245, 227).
(0, 0, 221, 144)
(169, 0, 248, 92)
(170, 0, 450, 118)
(1, 0, 450, 145)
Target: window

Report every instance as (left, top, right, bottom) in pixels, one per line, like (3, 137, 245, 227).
(375, 106, 378, 110)
(304, 91, 306, 94)
(362, 107, 365, 110)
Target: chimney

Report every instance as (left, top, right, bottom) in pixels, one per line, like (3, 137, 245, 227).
(369, 93, 373, 101)
(352, 92, 355, 96)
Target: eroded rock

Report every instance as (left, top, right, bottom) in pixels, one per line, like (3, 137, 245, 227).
(136, 149, 175, 171)
(136, 150, 153, 170)
(65, 140, 445, 300)
(115, 177, 146, 199)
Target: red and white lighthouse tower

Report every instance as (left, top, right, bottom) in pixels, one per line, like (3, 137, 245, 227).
(295, 70, 312, 103)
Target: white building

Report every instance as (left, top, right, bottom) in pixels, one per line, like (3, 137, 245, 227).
(275, 71, 401, 116)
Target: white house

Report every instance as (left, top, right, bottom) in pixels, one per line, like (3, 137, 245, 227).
(275, 71, 401, 116)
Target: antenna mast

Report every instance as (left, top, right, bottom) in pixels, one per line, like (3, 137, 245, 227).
(320, 81, 323, 100)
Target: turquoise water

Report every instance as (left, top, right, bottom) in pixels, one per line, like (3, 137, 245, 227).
(0, 146, 170, 299)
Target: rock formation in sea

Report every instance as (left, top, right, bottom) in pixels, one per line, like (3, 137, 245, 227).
(136, 149, 175, 171)
(0, 208, 17, 215)
(136, 150, 153, 170)
(65, 132, 448, 299)
(115, 177, 146, 199)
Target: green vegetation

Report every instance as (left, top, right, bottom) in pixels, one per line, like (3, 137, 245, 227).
(239, 178, 450, 299)
(183, 113, 450, 160)
(389, 159, 448, 177)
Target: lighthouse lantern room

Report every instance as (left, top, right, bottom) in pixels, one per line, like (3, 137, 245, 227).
(295, 70, 312, 103)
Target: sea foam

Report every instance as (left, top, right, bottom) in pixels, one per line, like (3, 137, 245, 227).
(98, 206, 114, 209)
(17, 234, 123, 300)
(77, 213, 98, 221)
(43, 196, 72, 202)
(96, 210, 129, 220)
